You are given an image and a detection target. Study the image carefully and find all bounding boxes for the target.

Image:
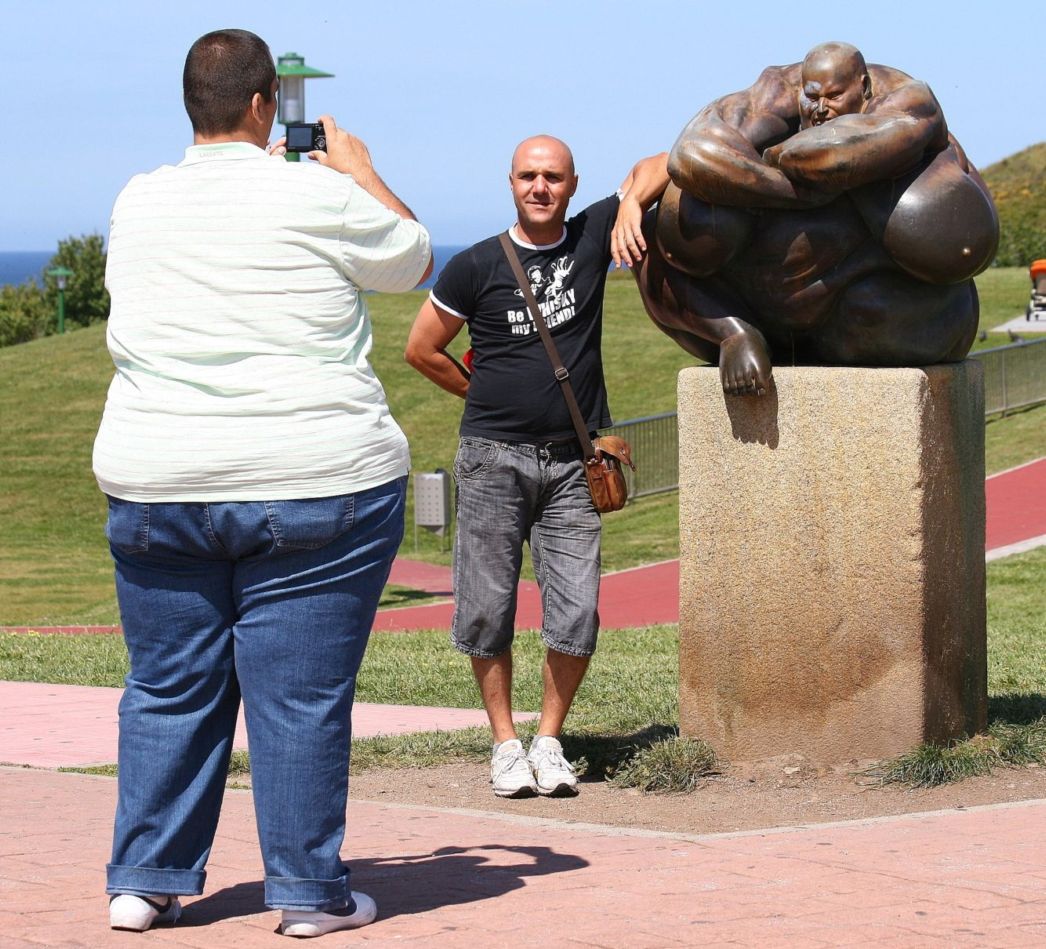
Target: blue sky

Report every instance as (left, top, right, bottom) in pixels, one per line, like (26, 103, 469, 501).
(3, 0, 1040, 252)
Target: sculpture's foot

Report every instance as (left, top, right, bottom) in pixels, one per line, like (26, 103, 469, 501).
(719, 331, 773, 396)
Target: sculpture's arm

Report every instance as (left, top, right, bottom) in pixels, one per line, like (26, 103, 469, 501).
(668, 75, 834, 209)
(764, 80, 947, 190)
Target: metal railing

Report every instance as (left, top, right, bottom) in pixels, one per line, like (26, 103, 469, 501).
(971, 337, 1046, 416)
(604, 341, 1046, 498)
(599, 410, 678, 499)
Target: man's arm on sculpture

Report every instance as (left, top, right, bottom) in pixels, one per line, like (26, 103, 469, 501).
(765, 81, 946, 190)
(314, 114, 434, 284)
(405, 299, 470, 398)
(612, 152, 669, 267)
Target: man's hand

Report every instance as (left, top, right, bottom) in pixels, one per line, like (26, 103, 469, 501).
(305, 114, 428, 257)
(612, 152, 669, 267)
(611, 195, 647, 268)
(309, 115, 376, 179)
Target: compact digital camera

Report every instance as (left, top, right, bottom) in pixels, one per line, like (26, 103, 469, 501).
(284, 123, 327, 153)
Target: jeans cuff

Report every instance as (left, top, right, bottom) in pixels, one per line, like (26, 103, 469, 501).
(541, 634, 597, 658)
(107, 864, 206, 895)
(264, 872, 350, 910)
(450, 636, 511, 659)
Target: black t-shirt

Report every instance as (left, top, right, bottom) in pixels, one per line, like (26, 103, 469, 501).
(431, 196, 619, 442)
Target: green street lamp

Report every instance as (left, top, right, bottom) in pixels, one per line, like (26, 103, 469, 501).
(47, 266, 73, 334)
(276, 52, 333, 162)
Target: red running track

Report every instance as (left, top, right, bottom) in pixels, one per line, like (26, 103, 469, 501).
(985, 457, 1046, 555)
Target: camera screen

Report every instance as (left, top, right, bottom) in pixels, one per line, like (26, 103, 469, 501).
(287, 126, 315, 149)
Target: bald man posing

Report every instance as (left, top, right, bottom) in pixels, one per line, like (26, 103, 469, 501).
(406, 137, 667, 798)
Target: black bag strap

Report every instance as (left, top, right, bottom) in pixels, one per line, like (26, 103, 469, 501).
(498, 231, 597, 462)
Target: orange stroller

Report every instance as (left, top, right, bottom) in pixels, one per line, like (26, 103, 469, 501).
(1028, 259, 1046, 321)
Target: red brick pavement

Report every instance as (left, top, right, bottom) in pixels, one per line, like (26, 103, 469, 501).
(0, 680, 536, 770)
(2, 767, 1044, 946)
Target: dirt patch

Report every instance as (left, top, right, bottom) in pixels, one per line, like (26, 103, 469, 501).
(344, 758, 1046, 835)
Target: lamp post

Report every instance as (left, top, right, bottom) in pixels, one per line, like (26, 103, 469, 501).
(276, 52, 333, 162)
(47, 266, 73, 334)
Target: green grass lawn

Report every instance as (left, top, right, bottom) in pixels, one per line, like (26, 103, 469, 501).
(0, 268, 1041, 625)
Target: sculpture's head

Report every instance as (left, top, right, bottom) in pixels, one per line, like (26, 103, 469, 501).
(798, 42, 872, 128)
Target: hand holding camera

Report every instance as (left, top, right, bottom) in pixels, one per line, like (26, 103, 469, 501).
(302, 116, 376, 180)
(291, 115, 418, 224)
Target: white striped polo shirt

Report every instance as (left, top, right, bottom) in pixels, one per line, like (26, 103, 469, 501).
(93, 141, 431, 502)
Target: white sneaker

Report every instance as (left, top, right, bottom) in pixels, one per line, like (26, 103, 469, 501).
(490, 738, 538, 798)
(109, 893, 182, 931)
(528, 735, 579, 796)
(280, 891, 378, 937)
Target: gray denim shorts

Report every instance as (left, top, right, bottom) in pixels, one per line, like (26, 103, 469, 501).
(451, 436, 601, 658)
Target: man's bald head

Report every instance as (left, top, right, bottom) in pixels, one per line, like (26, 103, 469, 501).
(508, 134, 579, 243)
(798, 41, 872, 127)
(511, 135, 576, 177)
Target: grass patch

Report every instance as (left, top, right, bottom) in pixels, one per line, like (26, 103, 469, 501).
(861, 717, 1046, 788)
(5, 537, 1043, 793)
(986, 545, 1046, 702)
(352, 727, 493, 772)
(60, 748, 254, 781)
(970, 266, 1033, 349)
(609, 732, 719, 793)
(378, 586, 448, 610)
(984, 403, 1046, 475)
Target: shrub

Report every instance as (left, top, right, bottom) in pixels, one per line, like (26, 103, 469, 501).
(43, 234, 109, 328)
(0, 282, 51, 347)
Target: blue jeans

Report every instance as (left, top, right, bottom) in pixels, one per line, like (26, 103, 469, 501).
(451, 437, 601, 658)
(104, 477, 406, 910)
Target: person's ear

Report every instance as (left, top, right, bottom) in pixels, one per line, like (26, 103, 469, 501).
(569, 174, 579, 198)
(250, 92, 266, 123)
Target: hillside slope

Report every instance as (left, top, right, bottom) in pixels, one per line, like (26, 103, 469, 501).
(980, 142, 1046, 268)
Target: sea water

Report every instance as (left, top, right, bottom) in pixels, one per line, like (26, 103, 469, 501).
(0, 248, 467, 291)
(0, 252, 52, 288)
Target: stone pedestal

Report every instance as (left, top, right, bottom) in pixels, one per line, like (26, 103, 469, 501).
(678, 363, 987, 763)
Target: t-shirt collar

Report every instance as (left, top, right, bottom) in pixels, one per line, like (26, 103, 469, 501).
(509, 223, 566, 251)
(181, 141, 270, 165)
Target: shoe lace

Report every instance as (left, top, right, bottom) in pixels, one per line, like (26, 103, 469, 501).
(531, 743, 576, 775)
(492, 748, 531, 780)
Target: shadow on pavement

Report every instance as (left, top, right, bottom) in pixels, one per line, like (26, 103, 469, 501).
(184, 845, 588, 925)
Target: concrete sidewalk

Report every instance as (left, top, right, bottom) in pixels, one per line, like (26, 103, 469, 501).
(2, 766, 1045, 946)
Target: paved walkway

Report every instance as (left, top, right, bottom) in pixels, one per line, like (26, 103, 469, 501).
(2, 766, 1044, 946)
(0, 680, 535, 770)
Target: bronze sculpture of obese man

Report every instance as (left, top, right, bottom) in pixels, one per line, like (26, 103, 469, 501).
(634, 42, 999, 396)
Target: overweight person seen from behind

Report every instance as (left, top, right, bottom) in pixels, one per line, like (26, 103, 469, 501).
(94, 28, 431, 939)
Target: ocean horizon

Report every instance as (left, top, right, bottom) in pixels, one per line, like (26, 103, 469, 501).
(0, 246, 467, 292)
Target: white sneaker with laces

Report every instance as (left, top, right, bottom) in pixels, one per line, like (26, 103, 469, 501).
(280, 891, 378, 937)
(528, 735, 579, 796)
(490, 738, 538, 798)
(109, 893, 182, 931)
